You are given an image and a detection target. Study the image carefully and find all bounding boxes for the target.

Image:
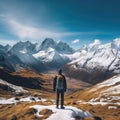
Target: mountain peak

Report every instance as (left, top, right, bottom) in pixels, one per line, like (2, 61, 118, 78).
(16, 41, 33, 46)
(40, 38, 57, 50)
(56, 41, 74, 54)
(39, 38, 74, 54)
(10, 41, 36, 54)
(0, 44, 11, 53)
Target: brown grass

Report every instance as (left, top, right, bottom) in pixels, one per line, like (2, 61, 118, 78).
(0, 69, 120, 120)
(0, 96, 120, 120)
(75, 103, 120, 120)
(39, 109, 53, 119)
(0, 102, 46, 120)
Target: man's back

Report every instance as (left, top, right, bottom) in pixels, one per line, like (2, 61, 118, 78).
(53, 74, 67, 92)
(53, 69, 67, 108)
(57, 74, 64, 90)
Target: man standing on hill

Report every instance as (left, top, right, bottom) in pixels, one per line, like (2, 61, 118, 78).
(53, 69, 67, 109)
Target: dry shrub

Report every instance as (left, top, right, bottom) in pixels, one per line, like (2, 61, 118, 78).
(39, 109, 53, 119)
(25, 108, 37, 115)
(11, 115, 18, 120)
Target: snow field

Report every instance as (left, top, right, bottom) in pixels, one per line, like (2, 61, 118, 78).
(31, 105, 92, 120)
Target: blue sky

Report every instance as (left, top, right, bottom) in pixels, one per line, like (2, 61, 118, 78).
(0, 0, 120, 49)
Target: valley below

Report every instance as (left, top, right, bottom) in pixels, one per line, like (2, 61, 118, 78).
(0, 69, 120, 120)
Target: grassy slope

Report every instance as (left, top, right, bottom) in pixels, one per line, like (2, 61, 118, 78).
(0, 69, 120, 120)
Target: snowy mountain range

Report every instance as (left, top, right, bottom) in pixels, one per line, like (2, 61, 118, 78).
(0, 38, 74, 71)
(0, 38, 120, 84)
(64, 39, 120, 84)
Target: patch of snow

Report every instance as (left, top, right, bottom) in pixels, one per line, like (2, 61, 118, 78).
(0, 97, 18, 105)
(104, 84, 120, 94)
(108, 106, 117, 109)
(19, 48, 28, 54)
(77, 100, 120, 106)
(78, 100, 108, 106)
(0, 96, 47, 105)
(50, 99, 56, 104)
(110, 96, 120, 101)
(20, 96, 41, 102)
(19, 97, 46, 103)
(41, 98, 47, 102)
(89, 102, 108, 105)
(89, 94, 120, 103)
(33, 48, 57, 62)
(30, 105, 92, 120)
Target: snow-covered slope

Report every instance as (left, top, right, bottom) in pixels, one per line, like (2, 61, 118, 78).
(79, 74, 120, 105)
(0, 79, 28, 93)
(90, 75, 120, 95)
(0, 44, 15, 70)
(33, 47, 71, 68)
(10, 41, 37, 54)
(12, 52, 45, 71)
(33, 38, 74, 69)
(0, 41, 46, 71)
(64, 39, 120, 84)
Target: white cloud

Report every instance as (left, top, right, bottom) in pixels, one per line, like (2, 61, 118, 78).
(94, 39, 101, 44)
(8, 19, 61, 40)
(4, 18, 86, 42)
(89, 39, 101, 47)
(72, 39, 80, 44)
(6, 19, 83, 42)
(2, 16, 105, 45)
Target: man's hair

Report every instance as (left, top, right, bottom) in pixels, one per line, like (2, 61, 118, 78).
(58, 69, 62, 74)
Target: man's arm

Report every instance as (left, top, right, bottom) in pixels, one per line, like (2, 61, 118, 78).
(63, 76, 67, 92)
(53, 76, 57, 91)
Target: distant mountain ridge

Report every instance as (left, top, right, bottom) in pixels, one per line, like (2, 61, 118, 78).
(39, 38, 74, 53)
(0, 38, 74, 71)
(0, 38, 120, 84)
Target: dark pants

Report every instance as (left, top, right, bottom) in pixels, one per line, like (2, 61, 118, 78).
(56, 89, 64, 108)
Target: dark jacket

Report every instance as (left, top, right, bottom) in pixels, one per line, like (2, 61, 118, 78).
(53, 74, 67, 92)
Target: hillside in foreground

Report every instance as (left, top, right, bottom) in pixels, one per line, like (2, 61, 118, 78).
(0, 69, 120, 120)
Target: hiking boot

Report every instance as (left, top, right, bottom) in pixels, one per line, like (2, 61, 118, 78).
(61, 106, 65, 109)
